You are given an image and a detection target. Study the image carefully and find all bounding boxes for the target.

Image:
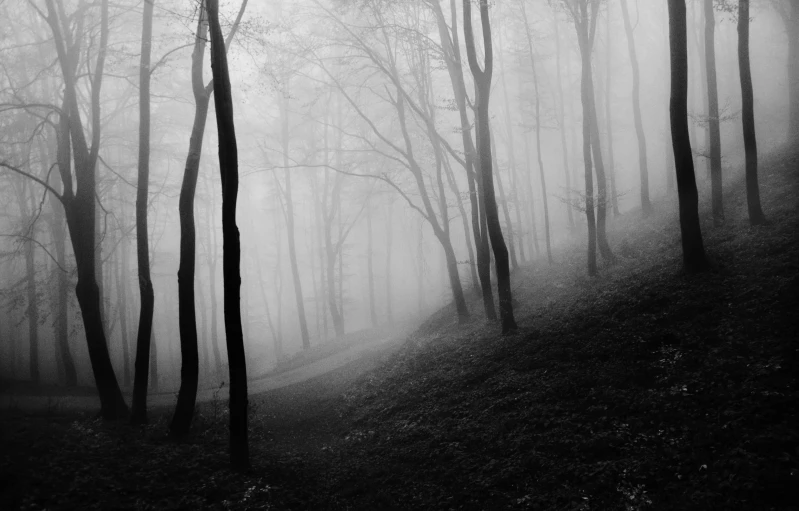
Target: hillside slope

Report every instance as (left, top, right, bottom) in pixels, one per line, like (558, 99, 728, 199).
(1, 146, 797, 511)
(276, 146, 799, 510)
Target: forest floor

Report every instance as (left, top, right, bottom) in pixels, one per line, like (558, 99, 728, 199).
(1, 144, 798, 510)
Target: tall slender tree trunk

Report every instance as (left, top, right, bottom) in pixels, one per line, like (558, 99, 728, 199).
(283, 168, 310, 349)
(586, 62, 615, 263)
(497, 23, 525, 264)
(553, 17, 576, 232)
(385, 200, 393, 324)
(171, 3, 210, 438)
(366, 197, 377, 327)
(207, 190, 222, 374)
(463, 0, 517, 333)
(738, 0, 766, 225)
(523, 135, 541, 258)
(50, 181, 77, 386)
(603, 6, 620, 217)
(23, 195, 39, 384)
(787, 4, 799, 138)
(490, 129, 518, 271)
(117, 230, 131, 387)
(149, 331, 159, 392)
(131, 0, 155, 424)
(432, 0, 495, 319)
(703, 0, 723, 226)
(45, 0, 128, 419)
(668, 0, 709, 273)
(207, 0, 249, 470)
(576, 13, 598, 277)
(620, 0, 653, 216)
(520, 1, 553, 263)
(196, 266, 210, 376)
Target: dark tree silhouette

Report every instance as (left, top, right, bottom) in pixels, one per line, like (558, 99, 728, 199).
(131, 0, 155, 426)
(738, 0, 766, 225)
(43, 0, 128, 419)
(463, 0, 517, 333)
(668, 0, 709, 273)
(170, 0, 248, 440)
(207, 0, 249, 470)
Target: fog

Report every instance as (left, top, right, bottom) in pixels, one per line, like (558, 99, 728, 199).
(0, 0, 791, 392)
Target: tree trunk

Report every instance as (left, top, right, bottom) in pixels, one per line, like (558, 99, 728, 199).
(25, 213, 39, 384)
(703, 0, 723, 226)
(618, 0, 652, 215)
(50, 181, 77, 386)
(463, 0, 517, 333)
(46, 0, 128, 419)
(385, 200, 393, 324)
(577, 21, 598, 277)
(432, 0, 495, 319)
(207, 0, 249, 470)
(668, 0, 709, 273)
(603, 6, 621, 218)
(131, 0, 155, 425)
(208, 198, 223, 374)
(196, 266, 210, 376)
(284, 167, 310, 349)
(554, 19, 575, 231)
(117, 230, 131, 387)
(170, 3, 210, 437)
(520, 2, 553, 263)
(497, 23, 525, 264)
(490, 129, 518, 271)
(738, 0, 766, 225)
(787, 3, 799, 138)
(366, 197, 377, 327)
(149, 331, 159, 392)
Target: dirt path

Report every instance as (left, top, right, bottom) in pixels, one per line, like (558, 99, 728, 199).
(0, 324, 414, 414)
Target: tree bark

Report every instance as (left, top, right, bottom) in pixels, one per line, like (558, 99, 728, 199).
(207, 0, 249, 470)
(668, 0, 709, 273)
(703, 0, 723, 226)
(463, 0, 517, 333)
(738, 0, 766, 225)
(131, 0, 155, 425)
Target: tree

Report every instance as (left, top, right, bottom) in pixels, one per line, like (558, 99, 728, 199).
(463, 0, 517, 333)
(668, 0, 709, 273)
(561, 0, 615, 276)
(35, 0, 128, 419)
(170, 0, 248, 439)
(311, 1, 471, 324)
(131, 0, 156, 426)
(738, 0, 766, 225)
(429, 0, 496, 320)
(519, 0, 553, 264)
(207, 0, 249, 470)
(619, 0, 653, 215)
(703, 0, 723, 226)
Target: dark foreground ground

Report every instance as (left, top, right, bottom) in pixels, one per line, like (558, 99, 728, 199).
(1, 145, 798, 510)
